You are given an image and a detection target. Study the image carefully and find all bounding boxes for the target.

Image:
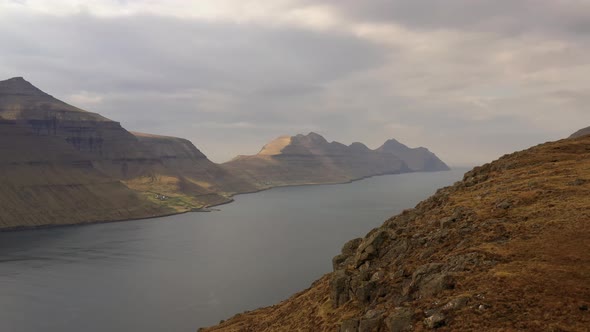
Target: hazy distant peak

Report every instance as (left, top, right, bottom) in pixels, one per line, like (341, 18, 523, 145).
(348, 142, 370, 151)
(376, 137, 450, 172)
(306, 131, 324, 139)
(292, 132, 329, 148)
(379, 138, 411, 151)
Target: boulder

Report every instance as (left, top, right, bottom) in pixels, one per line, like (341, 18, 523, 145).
(424, 311, 446, 329)
(385, 307, 414, 332)
(331, 270, 351, 307)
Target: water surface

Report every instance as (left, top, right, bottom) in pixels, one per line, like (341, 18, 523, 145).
(0, 169, 467, 332)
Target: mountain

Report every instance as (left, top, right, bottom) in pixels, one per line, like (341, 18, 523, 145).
(222, 132, 410, 188)
(376, 138, 449, 172)
(569, 126, 590, 138)
(201, 135, 590, 331)
(223, 133, 449, 189)
(0, 77, 447, 229)
(0, 77, 254, 229)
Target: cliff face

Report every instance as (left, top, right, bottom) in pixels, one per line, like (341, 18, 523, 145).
(0, 120, 170, 229)
(0, 77, 254, 229)
(223, 133, 410, 188)
(202, 135, 590, 331)
(376, 139, 449, 172)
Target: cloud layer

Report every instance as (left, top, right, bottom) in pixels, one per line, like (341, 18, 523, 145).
(1, 0, 589, 164)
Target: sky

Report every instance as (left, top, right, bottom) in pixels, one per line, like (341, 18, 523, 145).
(1, 0, 589, 165)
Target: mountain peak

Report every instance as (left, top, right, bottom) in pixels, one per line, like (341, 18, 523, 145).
(380, 138, 409, 150)
(0, 76, 47, 96)
(294, 132, 328, 145)
(0, 76, 110, 121)
(348, 142, 370, 152)
(258, 135, 292, 156)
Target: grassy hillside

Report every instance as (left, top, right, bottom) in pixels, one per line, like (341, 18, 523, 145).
(202, 135, 590, 331)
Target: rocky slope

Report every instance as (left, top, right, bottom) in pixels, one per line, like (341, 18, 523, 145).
(223, 133, 447, 189)
(202, 134, 590, 331)
(0, 77, 254, 229)
(376, 139, 449, 172)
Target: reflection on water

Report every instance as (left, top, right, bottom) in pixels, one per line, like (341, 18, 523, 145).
(0, 169, 467, 332)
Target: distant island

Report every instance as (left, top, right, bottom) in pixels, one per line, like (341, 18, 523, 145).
(0, 77, 449, 230)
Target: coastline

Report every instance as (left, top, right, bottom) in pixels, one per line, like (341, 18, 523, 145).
(0, 168, 455, 233)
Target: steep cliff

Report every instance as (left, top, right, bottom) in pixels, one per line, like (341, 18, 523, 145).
(0, 119, 170, 229)
(223, 133, 410, 188)
(0, 77, 254, 229)
(202, 135, 590, 331)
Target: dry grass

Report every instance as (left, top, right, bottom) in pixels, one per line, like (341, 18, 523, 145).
(202, 135, 590, 331)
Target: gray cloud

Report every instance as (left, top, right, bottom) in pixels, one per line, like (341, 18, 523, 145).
(309, 0, 590, 38)
(1, 1, 589, 165)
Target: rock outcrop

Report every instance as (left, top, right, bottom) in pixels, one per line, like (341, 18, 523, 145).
(201, 135, 590, 331)
(223, 132, 447, 189)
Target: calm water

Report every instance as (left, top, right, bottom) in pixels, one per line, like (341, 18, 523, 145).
(0, 169, 467, 332)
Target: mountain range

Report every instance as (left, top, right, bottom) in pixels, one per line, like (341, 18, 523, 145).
(0, 77, 448, 229)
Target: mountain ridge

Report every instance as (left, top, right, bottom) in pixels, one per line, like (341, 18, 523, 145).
(0, 77, 450, 230)
(223, 132, 412, 189)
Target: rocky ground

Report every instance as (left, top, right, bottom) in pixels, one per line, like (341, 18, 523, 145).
(201, 135, 590, 331)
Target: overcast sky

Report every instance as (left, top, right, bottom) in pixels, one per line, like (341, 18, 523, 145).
(1, 0, 589, 165)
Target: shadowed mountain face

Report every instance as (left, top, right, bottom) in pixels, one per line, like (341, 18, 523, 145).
(376, 138, 450, 172)
(0, 77, 255, 229)
(223, 133, 449, 189)
(570, 126, 590, 139)
(202, 135, 590, 332)
(223, 133, 410, 188)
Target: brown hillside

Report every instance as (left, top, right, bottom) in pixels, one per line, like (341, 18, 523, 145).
(0, 120, 170, 229)
(202, 135, 590, 331)
(570, 126, 590, 139)
(0, 77, 256, 229)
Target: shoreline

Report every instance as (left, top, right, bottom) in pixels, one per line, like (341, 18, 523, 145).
(0, 168, 455, 233)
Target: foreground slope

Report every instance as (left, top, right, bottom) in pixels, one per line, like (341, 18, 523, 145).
(203, 135, 590, 331)
(223, 133, 410, 189)
(0, 77, 254, 229)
